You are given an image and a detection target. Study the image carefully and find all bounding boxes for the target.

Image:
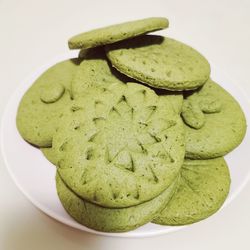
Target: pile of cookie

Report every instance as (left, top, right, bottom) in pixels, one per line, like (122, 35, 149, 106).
(16, 17, 247, 232)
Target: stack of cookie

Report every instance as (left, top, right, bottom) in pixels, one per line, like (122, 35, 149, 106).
(16, 17, 247, 232)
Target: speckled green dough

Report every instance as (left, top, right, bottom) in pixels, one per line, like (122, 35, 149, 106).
(56, 172, 178, 232)
(43, 93, 183, 166)
(199, 95, 222, 113)
(165, 94, 183, 114)
(72, 47, 130, 99)
(152, 158, 230, 225)
(184, 79, 247, 159)
(153, 88, 183, 114)
(16, 59, 81, 147)
(52, 82, 185, 208)
(40, 82, 65, 103)
(75, 47, 183, 113)
(105, 35, 210, 91)
(68, 17, 169, 49)
(41, 147, 58, 166)
(182, 91, 222, 129)
(181, 99, 205, 129)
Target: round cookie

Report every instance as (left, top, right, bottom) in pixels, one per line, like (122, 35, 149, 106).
(105, 35, 210, 91)
(152, 158, 230, 225)
(42, 97, 183, 167)
(68, 17, 168, 49)
(52, 82, 185, 208)
(183, 79, 247, 159)
(42, 96, 183, 167)
(16, 59, 81, 147)
(56, 172, 178, 232)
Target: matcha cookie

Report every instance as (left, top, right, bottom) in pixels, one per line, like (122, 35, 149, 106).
(56, 172, 178, 232)
(41, 147, 58, 166)
(154, 89, 183, 114)
(68, 17, 168, 49)
(183, 79, 247, 159)
(153, 158, 230, 225)
(16, 59, 81, 147)
(76, 47, 183, 113)
(72, 47, 130, 99)
(52, 82, 185, 208)
(105, 35, 210, 91)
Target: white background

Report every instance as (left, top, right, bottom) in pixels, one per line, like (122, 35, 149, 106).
(0, 0, 250, 249)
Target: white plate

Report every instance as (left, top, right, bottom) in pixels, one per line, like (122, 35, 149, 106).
(1, 52, 250, 238)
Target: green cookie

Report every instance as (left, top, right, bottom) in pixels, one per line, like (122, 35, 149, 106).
(41, 147, 58, 166)
(42, 98, 183, 167)
(154, 89, 183, 114)
(52, 82, 185, 208)
(183, 79, 246, 159)
(16, 59, 81, 147)
(105, 35, 210, 91)
(68, 17, 168, 49)
(164, 94, 183, 114)
(76, 47, 183, 113)
(56, 172, 178, 232)
(72, 47, 130, 99)
(153, 158, 230, 225)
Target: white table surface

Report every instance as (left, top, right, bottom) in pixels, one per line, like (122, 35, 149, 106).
(1, 0, 250, 249)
